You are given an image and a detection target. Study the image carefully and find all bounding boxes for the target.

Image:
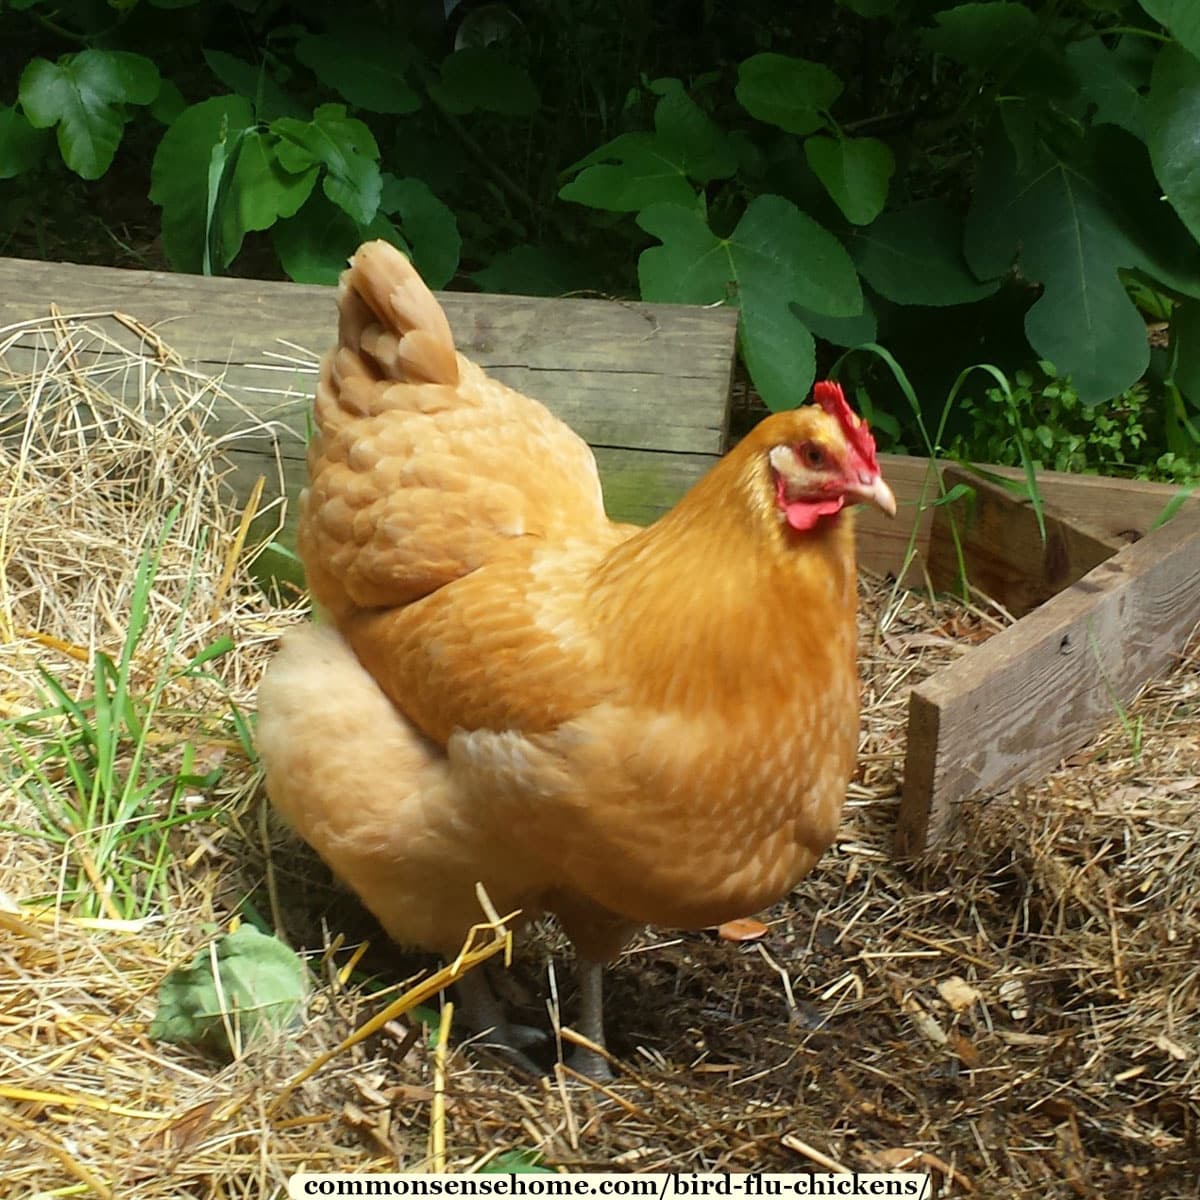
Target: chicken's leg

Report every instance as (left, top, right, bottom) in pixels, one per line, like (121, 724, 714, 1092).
(568, 957, 613, 1081)
(456, 967, 548, 1070)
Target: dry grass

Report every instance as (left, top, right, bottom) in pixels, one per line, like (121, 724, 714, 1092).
(1, 314, 1197, 1198)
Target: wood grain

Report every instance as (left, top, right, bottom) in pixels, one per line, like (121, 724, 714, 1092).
(926, 464, 1123, 616)
(0, 256, 738, 524)
(896, 508, 1200, 854)
(861, 454, 1195, 583)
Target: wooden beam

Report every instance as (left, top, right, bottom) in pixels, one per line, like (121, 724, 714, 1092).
(859, 454, 1193, 583)
(926, 464, 1124, 616)
(0, 256, 738, 525)
(896, 507, 1200, 855)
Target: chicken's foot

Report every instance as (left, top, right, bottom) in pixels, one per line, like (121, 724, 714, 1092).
(455, 966, 548, 1072)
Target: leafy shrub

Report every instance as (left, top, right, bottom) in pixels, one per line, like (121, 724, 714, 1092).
(2, 0, 1200, 474)
(949, 361, 1200, 483)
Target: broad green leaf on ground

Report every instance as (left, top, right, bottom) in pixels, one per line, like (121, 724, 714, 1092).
(965, 135, 1149, 404)
(19, 50, 159, 178)
(735, 54, 842, 135)
(638, 196, 862, 409)
(273, 188, 402, 285)
(217, 130, 318, 266)
(804, 135, 894, 225)
(379, 174, 460, 288)
(295, 27, 420, 115)
(852, 199, 998, 306)
(272, 103, 381, 226)
(430, 47, 538, 116)
(922, 3, 1038, 72)
(1147, 44, 1200, 245)
(203, 50, 304, 121)
(1065, 36, 1153, 140)
(0, 105, 49, 178)
(1139, 0, 1200, 61)
(149, 926, 306, 1057)
(561, 87, 734, 212)
(150, 95, 255, 272)
(472, 244, 594, 296)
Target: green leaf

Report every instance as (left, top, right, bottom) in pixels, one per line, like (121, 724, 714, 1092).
(472, 244, 594, 296)
(203, 50, 303, 121)
(0, 105, 49, 178)
(150, 95, 255, 272)
(561, 87, 734, 212)
(637, 203, 731, 304)
(735, 53, 842, 135)
(804, 135, 894, 225)
(295, 27, 421, 115)
(1087, 125, 1200, 301)
(1065, 36, 1153, 140)
(792, 296, 878, 347)
(272, 103, 381, 226)
(560, 132, 698, 210)
(852, 199, 998, 306)
(1139, 0, 1200, 61)
(379, 175, 460, 289)
(965, 135, 1149, 404)
(19, 50, 160, 179)
(638, 196, 862, 409)
(273, 188, 402, 285)
(149, 78, 186, 125)
(218, 130, 318, 266)
(149, 925, 307, 1057)
(430, 47, 539, 116)
(651, 83, 737, 184)
(1147, 44, 1200, 245)
(923, 3, 1039, 72)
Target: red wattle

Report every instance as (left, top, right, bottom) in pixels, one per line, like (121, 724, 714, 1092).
(785, 497, 844, 531)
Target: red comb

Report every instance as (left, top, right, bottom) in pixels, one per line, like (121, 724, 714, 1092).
(813, 380, 879, 474)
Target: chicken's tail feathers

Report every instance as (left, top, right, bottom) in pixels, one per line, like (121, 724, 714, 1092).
(337, 240, 460, 387)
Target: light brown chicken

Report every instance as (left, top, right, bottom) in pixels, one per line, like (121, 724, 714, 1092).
(256, 241, 895, 1075)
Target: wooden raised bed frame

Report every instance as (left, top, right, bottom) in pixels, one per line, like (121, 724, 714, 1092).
(3, 257, 1198, 856)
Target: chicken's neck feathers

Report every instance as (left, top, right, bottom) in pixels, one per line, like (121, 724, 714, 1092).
(589, 454, 859, 711)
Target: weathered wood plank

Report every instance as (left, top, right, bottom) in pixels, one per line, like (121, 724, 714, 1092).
(0, 256, 739, 526)
(858, 454, 1194, 582)
(0, 256, 736, 458)
(926, 464, 1123, 616)
(896, 507, 1200, 854)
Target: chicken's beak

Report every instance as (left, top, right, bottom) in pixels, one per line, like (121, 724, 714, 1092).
(846, 474, 897, 517)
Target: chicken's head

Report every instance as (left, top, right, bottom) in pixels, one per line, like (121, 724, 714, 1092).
(758, 381, 897, 533)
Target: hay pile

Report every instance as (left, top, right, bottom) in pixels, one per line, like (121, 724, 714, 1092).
(1, 315, 1196, 1198)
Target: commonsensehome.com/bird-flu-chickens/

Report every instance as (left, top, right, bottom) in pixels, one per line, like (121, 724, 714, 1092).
(285, 1172, 931, 1197)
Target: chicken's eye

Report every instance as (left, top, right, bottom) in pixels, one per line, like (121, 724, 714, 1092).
(797, 442, 827, 470)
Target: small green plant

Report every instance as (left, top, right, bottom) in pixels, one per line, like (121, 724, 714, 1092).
(948, 362, 1200, 483)
(2, 510, 236, 920)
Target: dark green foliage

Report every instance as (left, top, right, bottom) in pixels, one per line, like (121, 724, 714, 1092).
(1, 0, 1199, 476)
